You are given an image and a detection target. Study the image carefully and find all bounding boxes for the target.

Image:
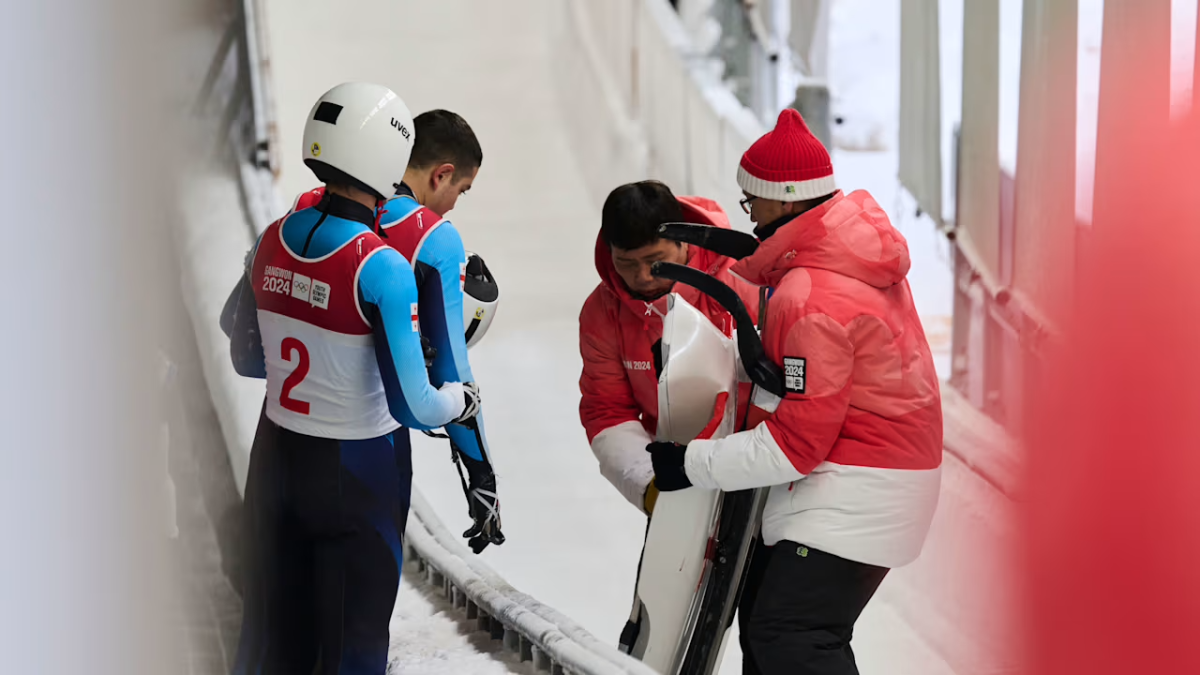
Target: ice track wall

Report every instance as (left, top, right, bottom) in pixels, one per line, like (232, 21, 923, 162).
(551, 0, 765, 225)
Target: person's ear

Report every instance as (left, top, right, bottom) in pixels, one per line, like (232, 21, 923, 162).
(432, 163, 456, 190)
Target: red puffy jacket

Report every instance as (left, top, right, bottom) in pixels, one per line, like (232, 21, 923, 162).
(682, 190, 943, 568)
(578, 196, 760, 511)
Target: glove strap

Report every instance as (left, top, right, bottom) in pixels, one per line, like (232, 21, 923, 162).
(450, 447, 473, 512)
(469, 487, 501, 526)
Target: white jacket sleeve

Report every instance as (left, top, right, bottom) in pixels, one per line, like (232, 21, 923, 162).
(684, 423, 804, 491)
(590, 420, 656, 513)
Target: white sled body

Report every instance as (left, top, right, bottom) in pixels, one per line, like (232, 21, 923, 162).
(631, 294, 738, 673)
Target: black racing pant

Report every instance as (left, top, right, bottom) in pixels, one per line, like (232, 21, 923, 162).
(231, 411, 413, 675)
(738, 539, 889, 675)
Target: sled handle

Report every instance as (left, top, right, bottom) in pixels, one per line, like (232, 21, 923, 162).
(650, 262, 784, 398)
(657, 223, 760, 260)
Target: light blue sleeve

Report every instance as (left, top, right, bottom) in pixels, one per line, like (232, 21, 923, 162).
(416, 223, 491, 462)
(416, 224, 474, 383)
(357, 247, 464, 430)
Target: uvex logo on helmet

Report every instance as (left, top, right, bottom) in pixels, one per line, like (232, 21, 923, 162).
(391, 117, 411, 141)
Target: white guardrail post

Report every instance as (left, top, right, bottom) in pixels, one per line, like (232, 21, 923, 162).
(188, 5, 665, 675)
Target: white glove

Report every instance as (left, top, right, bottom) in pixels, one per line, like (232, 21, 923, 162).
(449, 381, 481, 426)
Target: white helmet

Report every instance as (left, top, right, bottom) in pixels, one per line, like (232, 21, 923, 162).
(302, 82, 415, 199)
(463, 252, 499, 348)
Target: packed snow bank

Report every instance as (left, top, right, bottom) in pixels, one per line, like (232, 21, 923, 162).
(175, 169, 268, 494)
(389, 571, 532, 675)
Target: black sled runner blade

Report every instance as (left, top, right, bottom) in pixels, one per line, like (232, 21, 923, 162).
(657, 222, 760, 260)
(676, 488, 769, 674)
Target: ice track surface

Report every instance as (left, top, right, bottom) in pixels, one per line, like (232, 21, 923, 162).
(248, 0, 965, 673)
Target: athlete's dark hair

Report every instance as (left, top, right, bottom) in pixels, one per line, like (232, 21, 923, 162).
(409, 110, 483, 174)
(601, 180, 684, 251)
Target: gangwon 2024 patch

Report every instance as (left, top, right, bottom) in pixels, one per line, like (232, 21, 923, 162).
(783, 357, 806, 395)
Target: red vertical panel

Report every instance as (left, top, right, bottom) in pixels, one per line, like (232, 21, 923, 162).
(1026, 4, 1200, 670)
(1092, 0, 1172, 243)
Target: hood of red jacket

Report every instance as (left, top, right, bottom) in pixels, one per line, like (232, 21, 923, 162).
(731, 190, 911, 289)
(594, 195, 737, 327)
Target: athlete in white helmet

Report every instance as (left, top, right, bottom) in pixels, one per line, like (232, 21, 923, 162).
(285, 109, 505, 556)
(222, 82, 481, 675)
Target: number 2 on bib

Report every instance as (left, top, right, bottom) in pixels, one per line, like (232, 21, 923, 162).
(280, 337, 311, 415)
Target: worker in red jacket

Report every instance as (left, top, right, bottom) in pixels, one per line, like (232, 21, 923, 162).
(577, 180, 759, 515)
(646, 109, 944, 674)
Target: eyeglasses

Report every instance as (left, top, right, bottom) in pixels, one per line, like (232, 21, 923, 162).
(739, 196, 758, 214)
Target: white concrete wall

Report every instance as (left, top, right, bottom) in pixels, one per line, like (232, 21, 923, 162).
(553, 0, 765, 227)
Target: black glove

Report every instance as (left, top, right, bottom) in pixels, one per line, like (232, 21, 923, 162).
(421, 335, 437, 368)
(452, 446, 505, 554)
(646, 441, 692, 492)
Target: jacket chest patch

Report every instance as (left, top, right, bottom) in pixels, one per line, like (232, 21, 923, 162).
(784, 357, 806, 395)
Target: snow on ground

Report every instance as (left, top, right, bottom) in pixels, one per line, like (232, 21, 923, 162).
(388, 570, 534, 675)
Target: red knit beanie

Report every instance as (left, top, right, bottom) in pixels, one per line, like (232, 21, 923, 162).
(737, 108, 836, 202)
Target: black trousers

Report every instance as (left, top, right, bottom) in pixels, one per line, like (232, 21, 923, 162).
(231, 411, 413, 675)
(738, 539, 889, 675)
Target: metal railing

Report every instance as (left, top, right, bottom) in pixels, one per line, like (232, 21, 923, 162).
(708, 0, 779, 120)
(405, 492, 661, 675)
(196, 0, 274, 173)
(195, 0, 281, 236)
